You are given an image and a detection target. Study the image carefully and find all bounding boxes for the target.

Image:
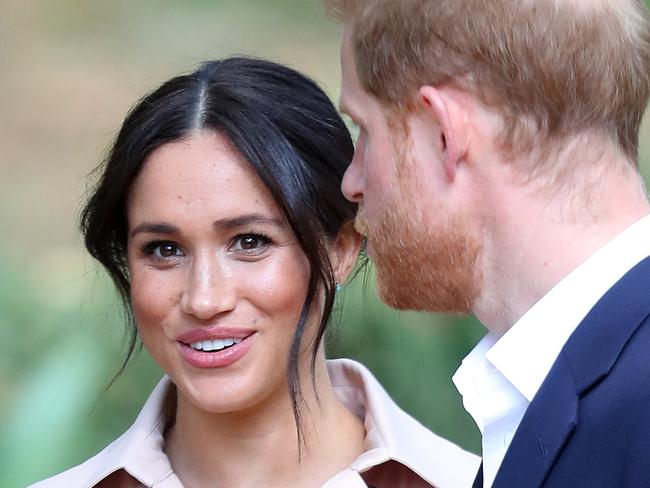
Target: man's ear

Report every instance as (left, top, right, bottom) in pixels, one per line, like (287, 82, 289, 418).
(418, 85, 469, 181)
(329, 222, 363, 285)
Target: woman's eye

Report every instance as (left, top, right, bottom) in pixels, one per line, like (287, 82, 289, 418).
(157, 243, 182, 257)
(142, 241, 184, 261)
(231, 233, 271, 254)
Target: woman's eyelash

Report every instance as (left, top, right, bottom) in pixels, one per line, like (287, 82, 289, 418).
(140, 241, 184, 260)
(232, 232, 273, 253)
(137, 233, 274, 261)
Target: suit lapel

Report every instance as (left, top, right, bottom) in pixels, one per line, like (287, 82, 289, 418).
(492, 256, 650, 488)
(492, 355, 578, 487)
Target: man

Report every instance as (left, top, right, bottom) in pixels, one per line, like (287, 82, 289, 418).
(324, 0, 650, 486)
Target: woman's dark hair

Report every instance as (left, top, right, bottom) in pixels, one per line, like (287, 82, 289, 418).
(81, 57, 356, 447)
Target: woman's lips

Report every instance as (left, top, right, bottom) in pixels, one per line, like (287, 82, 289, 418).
(176, 327, 257, 369)
(178, 332, 256, 369)
(177, 327, 256, 344)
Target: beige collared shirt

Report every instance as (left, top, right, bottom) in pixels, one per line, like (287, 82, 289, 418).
(32, 358, 478, 488)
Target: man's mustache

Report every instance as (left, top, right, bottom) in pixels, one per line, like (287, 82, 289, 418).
(354, 208, 369, 236)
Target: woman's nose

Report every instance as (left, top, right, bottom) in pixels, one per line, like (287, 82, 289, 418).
(180, 257, 236, 320)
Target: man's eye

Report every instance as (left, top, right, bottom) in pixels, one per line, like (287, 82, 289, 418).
(350, 124, 361, 144)
(352, 129, 367, 163)
(231, 233, 271, 254)
(341, 114, 361, 143)
(357, 128, 367, 145)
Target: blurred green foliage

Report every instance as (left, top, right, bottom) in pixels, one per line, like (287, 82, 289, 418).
(2, 1, 650, 487)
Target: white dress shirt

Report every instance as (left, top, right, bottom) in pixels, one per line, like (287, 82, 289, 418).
(453, 213, 650, 488)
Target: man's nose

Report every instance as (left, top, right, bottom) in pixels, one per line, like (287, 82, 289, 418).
(180, 256, 236, 321)
(341, 137, 365, 203)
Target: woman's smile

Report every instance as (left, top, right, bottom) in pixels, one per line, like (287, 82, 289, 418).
(176, 327, 258, 369)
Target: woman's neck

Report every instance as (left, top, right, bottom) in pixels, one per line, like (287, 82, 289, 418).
(164, 358, 366, 488)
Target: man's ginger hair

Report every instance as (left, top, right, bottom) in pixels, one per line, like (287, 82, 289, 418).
(325, 0, 650, 165)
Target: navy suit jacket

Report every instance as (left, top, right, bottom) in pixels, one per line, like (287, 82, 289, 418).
(473, 256, 650, 488)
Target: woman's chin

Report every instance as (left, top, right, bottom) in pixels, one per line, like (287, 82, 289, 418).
(174, 373, 276, 416)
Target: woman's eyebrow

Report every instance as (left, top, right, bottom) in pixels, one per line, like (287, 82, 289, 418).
(212, 214, 286, 230)
(129, 215, 286, 238)
(130, 222, 178, 238)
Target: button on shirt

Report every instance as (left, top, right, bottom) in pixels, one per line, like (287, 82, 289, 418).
(453, 213, 650, 488)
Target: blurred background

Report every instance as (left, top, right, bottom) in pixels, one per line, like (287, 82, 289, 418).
(2, 1, 649, 486)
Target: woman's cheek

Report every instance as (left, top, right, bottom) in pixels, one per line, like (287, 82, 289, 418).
(131, 267, 180, 331)
(244, 253, 309, 317)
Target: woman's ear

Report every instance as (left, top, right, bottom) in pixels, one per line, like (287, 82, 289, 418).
(329, 222, 363, 285)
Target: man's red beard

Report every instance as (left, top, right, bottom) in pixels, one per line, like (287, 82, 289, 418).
(358, 203, 481, 314)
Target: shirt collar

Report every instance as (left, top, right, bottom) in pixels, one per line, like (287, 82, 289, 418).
(84, 377, 179, 487)
(328, 358, 479, 487)
(70, 359, 478, 488)
(489, 213, 650, 401)
(451, 334, 499, 433)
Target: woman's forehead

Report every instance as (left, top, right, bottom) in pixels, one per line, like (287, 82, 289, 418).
(127, 132, 282, 224)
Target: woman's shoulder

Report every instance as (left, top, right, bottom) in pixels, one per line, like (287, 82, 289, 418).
(28, 377, 176, 488)
(327, 358, 480, 488)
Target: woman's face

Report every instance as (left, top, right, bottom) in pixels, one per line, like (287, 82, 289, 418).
(126, 131, 311, 413)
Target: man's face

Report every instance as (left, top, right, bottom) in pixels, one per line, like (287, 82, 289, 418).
(339, 29, 481, 313)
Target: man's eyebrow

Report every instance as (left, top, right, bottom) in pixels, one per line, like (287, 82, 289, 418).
(130, 223, 178, 238)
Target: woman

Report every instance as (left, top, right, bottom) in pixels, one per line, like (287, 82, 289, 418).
(32, 58, 479, 487)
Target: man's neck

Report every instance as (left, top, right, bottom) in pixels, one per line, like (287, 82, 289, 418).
(472, 158, 650, 335)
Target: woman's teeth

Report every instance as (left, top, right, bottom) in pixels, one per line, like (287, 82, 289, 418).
(189, 338, 242, 352)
